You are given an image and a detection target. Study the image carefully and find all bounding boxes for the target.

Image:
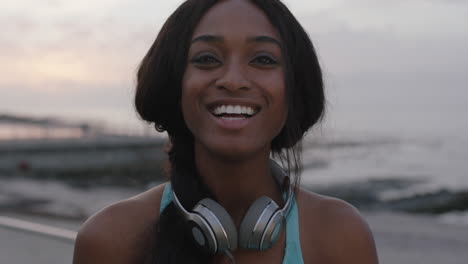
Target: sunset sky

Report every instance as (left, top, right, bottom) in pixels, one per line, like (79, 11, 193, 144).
(2, 0, 467, 135)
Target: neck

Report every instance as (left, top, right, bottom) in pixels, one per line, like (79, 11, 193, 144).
(194, 144, 283, 227)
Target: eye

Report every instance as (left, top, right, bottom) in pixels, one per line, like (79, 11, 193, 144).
(250, 55, 278, 66)
(190, 54, 221, 67)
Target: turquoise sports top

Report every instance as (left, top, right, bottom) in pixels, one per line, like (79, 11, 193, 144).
(159, 183, 304, 264)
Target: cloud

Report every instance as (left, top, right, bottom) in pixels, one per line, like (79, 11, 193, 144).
(288, 2, 468, 128)
(0, 12, 159, 92)
(1, 0, 467, 130)
(295, 0, 468, 37)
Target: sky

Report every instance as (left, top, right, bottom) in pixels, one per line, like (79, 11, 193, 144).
(1, 0, 467, 137)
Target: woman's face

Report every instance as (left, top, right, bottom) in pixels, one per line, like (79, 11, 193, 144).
(181, 0, 287, 160)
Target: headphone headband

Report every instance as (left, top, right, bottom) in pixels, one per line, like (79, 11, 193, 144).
(269, 159, 293, 218)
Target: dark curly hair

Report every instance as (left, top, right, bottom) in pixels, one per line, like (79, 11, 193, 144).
(134, 0, 325, 263)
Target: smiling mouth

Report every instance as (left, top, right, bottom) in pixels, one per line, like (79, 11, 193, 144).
(208, 104, 260, 119)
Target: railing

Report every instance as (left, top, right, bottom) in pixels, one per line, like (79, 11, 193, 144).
(0, 122, 160, 141)
(0, 216, 76, 243)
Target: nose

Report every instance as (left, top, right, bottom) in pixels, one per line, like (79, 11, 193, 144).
(215, 59, 251, 92)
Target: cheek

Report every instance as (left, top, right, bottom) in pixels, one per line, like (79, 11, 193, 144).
(254, 72, 288, 136)
(181, 70, 210, 130)
(272, 80, 288, 133)
(181, 70, 201, 109)
(181, 73, 196, 127)
(276, 91, 288, 132)
(262, 71, 287, 117)
(181, 68, 211, 99)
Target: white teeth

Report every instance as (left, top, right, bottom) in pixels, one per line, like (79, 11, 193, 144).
(212, 105, 257, 116)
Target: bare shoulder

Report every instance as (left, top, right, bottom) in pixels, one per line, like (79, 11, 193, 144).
(73, 183, 167, 264)
(295, 187, 379, 264)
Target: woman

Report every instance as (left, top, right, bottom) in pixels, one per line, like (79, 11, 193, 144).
(73, 0, 379, 263)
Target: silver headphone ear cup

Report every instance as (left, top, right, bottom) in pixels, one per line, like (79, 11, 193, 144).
(238, 196, 279, 249)
(187, 213, 219, 254)
(194, 198, 238, 252)
(259, 210, 284, 250)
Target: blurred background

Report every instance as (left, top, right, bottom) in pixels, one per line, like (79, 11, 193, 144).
(1, 0, 467, 263)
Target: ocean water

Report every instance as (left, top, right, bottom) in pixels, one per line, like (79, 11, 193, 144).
(301, 128, 468, 190)
(302, 82, 468, 187)
(294, 97, 468, 219)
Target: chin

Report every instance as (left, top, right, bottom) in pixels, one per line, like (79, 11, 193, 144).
(200, 139, 269, 162)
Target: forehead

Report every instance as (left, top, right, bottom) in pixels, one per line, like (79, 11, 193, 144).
(192, 0, 280, 40)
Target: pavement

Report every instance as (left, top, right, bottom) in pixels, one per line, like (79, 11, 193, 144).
(1, 211, 467, 264)
(365, 211, 468, 264)
(0, 213, 81, 264)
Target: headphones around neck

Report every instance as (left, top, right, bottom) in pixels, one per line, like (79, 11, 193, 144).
(172, 160, 293, 255)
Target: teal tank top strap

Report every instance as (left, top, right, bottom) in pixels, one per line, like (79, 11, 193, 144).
(160, 182, 173, 214)
(282, 195, 304, 264)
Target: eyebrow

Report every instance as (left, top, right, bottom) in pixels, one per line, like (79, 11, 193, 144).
(191, 34, 282, 47)
(191, 35, 224, 44)
(246, 36, 282, 47)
